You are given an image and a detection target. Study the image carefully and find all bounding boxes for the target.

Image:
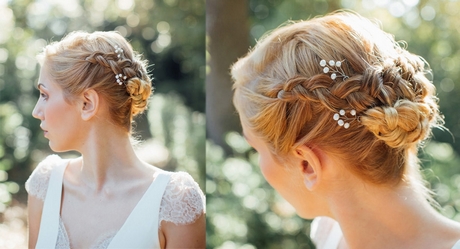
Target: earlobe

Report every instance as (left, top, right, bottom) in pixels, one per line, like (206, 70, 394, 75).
(295, 146, 323, 191)
(80, 89, 99, 121)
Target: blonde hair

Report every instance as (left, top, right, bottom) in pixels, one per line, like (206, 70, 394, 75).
(232, 12, 442, 186)
(37, 31, 152, 132)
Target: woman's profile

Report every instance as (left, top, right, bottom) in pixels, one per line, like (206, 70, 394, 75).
(232, 11, 460, 248)
(26, 31, 205, 248)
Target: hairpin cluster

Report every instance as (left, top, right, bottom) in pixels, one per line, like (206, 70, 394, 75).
(114, 45, 128, 85)
(114, 45, 124, 58)
(115, 73, 127, 85)
(320, 59, 349, 80)
(333, 109, 358, 129)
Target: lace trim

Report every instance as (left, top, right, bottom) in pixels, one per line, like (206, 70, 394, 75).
(159, 171, 206, 225)
(90, 230, 116, 249)
(26, 155, 205, 248)
(56, 218, 70, 248)
(25, 155, 62, 201)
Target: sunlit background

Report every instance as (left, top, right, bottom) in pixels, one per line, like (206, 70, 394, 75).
(206, 0, 460, 248)
(0, 0, 204, 248)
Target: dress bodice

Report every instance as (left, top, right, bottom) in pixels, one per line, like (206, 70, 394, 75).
(26, 155, 205, 249)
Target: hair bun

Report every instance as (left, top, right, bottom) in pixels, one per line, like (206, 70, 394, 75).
(126, 77, 151, 116)
(360, 99, 432, 148)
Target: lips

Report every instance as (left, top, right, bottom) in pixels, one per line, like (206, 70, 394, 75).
(40, 125, 48, 137)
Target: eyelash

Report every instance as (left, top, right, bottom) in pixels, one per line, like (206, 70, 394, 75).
(40, 92, 48, 100)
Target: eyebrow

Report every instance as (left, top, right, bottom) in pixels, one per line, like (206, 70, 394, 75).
(37, 83, 47, 90)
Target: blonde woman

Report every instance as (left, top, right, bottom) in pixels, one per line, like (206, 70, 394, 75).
(232, 12, 460, 249)
(26, 31, 205, 248)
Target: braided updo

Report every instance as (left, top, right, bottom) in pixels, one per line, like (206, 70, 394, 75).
(232, 12, 443, 186)
(37, 31, 152, 132)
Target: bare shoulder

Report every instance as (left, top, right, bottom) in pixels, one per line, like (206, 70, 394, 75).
(161, 213, 206, 249)
(141, 160, 163, 176)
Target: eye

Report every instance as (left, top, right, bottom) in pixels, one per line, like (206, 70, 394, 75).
(39, 92, 48, 100)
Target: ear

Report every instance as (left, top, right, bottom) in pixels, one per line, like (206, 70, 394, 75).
(79, 89, 99, 121)
(294, 145, 323, 191)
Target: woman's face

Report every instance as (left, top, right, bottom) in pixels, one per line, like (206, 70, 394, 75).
(32, 64, 84, 152)
(241, 122, 326, 219)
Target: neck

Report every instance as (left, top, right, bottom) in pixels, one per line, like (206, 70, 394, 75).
(74, 124, 144, 191)
(327, 180, 458, 249)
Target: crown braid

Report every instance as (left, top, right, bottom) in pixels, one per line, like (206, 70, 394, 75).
(233, 12, 442, 186)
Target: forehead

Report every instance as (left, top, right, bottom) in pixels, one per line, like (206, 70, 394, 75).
(37, 64, 59, 91)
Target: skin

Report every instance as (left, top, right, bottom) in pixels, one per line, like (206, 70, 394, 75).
(28, 64, 205, 248)
(242, 122, 460, 249)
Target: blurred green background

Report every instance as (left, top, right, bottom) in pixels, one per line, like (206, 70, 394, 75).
(206, 0, 460, 248)
(0, 0, 204, 247)
(2, 0, 460, 248)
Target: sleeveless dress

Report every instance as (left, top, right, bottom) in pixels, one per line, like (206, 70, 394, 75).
(25, 155, 205, 249)
(311, 216, 460, 249)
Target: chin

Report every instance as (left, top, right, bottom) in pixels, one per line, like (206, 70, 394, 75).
(293, 205, 326, 220)
(297, 212, 318, 220)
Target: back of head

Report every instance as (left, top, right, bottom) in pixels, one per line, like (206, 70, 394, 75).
(232, 12, 442, 186)
(37, 31, 152, 132)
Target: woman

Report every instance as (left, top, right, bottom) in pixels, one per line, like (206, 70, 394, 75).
(26, 31, 205, 248)
(232, 12, 460, 248)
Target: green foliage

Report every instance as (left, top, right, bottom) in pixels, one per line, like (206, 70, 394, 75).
(206, 132, 315, 249)
(0, 102, 27, 213)
(422, 141, 460, 221)
(147, 93, 205, 189)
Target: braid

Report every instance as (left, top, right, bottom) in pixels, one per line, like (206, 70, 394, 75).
(85, 51, 136, 80)
(269, 51, 438, 149)
(85, 50, 151, 116)
(233, 12, 443, 187)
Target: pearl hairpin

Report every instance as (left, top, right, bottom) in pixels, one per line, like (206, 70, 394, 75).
(115, 73, 127, 85)
(114, 45, 123, 58)
(333, 109, 357, 129)
(113, 45, 127, 85)
(320, 59, 349, 80)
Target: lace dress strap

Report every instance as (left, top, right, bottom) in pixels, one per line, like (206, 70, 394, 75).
(107, 172, 171, 249)
(158, 172, 205, 226)
(35, 159, 69, 249)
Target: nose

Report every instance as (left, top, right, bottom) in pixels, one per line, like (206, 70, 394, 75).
(32, 100, 43, 120)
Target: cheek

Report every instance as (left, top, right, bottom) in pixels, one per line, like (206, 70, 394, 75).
(258, 153, 320, 218)
(258, 153, 287, 188)
(44, 98, 81, 148)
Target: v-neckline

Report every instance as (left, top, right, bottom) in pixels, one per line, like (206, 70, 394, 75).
(58, 161, 164, 248)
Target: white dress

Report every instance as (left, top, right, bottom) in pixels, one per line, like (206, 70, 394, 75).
(311, 216, 460, 249)
(25, 155, 205, 249)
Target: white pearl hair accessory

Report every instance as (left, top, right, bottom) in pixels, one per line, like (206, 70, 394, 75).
(114, 45, 124, 58)
(320, 59, 349, 80)
(333, 109, 358, 129)
(113, 45, 128, 85)
(115, 73, 127, 85)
